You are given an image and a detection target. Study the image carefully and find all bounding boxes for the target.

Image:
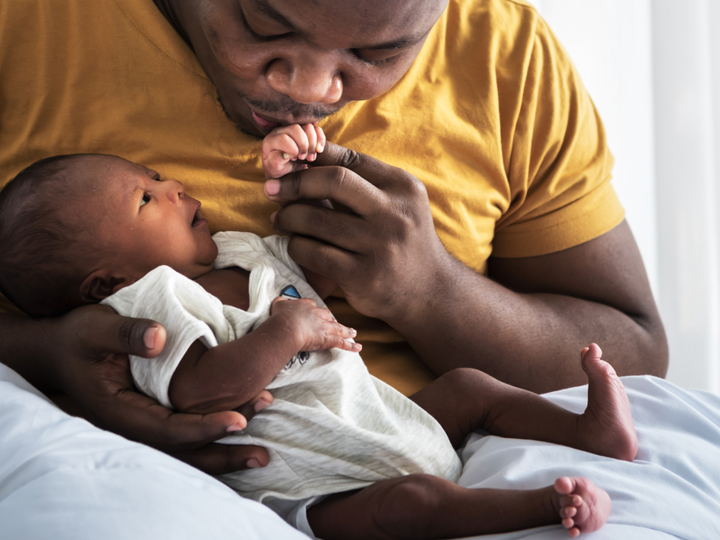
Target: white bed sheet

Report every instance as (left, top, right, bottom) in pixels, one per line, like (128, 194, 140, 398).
(0, 363, 306, 540)
(1, 364, 718, 540)
(457, 376, 720, 540)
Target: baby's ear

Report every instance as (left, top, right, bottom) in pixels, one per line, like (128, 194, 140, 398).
(79, 270, 126, 302)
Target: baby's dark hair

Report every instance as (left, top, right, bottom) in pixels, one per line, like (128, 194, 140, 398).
(0, 154, 106, 317)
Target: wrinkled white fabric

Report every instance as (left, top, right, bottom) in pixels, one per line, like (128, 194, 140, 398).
(3, 360, 720, 538)
(0, 362, 308, 540)
(102, 231, 462, 504)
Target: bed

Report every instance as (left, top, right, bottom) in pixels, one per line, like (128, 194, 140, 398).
(1, 362, 718, 539)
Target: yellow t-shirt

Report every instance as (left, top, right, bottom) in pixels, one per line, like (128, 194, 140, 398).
(0, 0, 623, 395)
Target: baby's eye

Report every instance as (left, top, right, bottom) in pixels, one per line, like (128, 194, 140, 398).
(140, 193, 151, 207)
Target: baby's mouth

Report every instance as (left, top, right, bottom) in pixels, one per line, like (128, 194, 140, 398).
(192, 208, 208, 228)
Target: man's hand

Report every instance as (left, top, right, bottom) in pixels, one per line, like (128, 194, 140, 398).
(262, 123, 326, 179)
(270, 296, 361, 354)
(40, 304, 269, 475)
(263, 141, 453, 326)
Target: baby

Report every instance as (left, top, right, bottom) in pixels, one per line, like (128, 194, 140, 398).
(0, 127, 638, 539)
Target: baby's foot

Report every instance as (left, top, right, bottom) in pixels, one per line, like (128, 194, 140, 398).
(554, 476, 611, 537)
(577, 344, 638, 461)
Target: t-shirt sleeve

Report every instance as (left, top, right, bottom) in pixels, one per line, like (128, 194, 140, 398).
(491, 13, 624, 258)
(101, 266, 233, 409)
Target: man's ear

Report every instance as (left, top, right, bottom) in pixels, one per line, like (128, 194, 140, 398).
(79, 269, 126, 302)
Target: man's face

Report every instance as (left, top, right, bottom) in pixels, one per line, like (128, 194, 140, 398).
(172, 0, 448, 136)
(83, 156, 218, 283)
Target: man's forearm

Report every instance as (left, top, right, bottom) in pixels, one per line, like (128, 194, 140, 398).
(0, 314, 60, 389)
(388, 223, 668, 393)
(394, 278, 665, 393)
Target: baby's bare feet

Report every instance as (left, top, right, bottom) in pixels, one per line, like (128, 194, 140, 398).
(577, 344, 638, 461)
(554, 476, 611, 537)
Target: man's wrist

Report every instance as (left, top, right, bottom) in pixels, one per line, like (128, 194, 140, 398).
(0, 314, 63, 389)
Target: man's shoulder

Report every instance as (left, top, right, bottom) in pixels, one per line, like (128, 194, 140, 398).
(424, 0, 543, 75)
(443, 0, 540, 38)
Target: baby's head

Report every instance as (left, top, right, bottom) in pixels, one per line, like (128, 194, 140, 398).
(0, 154, 217, 316)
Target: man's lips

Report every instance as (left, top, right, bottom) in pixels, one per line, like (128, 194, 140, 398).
(249, 107, 327, 131)
(251, 109, 282, 131)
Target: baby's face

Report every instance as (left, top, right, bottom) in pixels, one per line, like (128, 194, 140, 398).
(88, 156, 218, 282)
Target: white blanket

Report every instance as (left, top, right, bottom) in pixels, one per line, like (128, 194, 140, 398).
(1, 364, 718, 539)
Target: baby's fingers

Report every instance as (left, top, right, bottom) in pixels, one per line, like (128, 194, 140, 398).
(336, 337, 362, 353)
(305, 125, 326, 163)
(264, 150, 299, 179)
(262, 130, 302, 161)
(325, 322, 361, 352)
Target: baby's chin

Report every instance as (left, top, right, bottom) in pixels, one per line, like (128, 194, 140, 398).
(186, 258, 218, 280)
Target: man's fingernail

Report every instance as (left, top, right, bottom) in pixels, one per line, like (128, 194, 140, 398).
(143, 327, 158, 349)
(254, 399, 270, 412)
(265, 179, 280, 196)
(317, 143, 324, 152)
(282, 152, 290, 160)
(247, 458, 261, 469)
(270, 211, 277, 224)
(226, 420, 247, 433)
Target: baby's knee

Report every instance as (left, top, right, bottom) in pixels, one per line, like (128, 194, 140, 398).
(437, 367, 497, 396)
(373, 474, 447, 539)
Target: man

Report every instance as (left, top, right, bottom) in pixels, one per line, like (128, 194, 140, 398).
(0, 0, 667, 474)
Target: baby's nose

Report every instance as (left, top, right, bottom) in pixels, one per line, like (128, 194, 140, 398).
(165, 179, 185, 202)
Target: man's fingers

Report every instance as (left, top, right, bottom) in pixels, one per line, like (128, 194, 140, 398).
(265, 163, 384, 216)
(310, 141, 406, 190)
(285, 234, 359, 281)
(171, 443, 270, 476)
(76, 305, 167, 359)
(274, 204, 370, 253)
(98, 387, 247, 451)
(265, 144, 425, 218)
(235, 390, 273, 423)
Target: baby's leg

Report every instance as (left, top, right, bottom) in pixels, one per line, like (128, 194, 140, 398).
(411, 344, 637, 461)
(308, 474, 610, 540)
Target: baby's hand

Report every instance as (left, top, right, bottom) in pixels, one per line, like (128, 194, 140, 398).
(262, 123, 326, 179)
(270, 296, 361, 354)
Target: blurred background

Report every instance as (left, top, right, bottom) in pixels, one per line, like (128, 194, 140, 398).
(528, 0, 720, 394)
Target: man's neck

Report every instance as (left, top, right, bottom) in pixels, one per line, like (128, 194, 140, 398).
(151, 0, 191, 47)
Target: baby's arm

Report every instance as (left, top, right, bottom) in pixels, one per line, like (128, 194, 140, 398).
(168, 296, 360, 414)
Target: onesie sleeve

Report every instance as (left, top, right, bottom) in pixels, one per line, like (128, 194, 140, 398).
(491, 12, 624, 257)
(101, 266, 234, 409)
(261, 235, 305, 280)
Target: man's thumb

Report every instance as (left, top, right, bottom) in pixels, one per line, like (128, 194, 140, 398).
(107, 314, 166, 358)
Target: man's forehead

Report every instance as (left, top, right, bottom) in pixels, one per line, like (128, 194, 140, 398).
(248, 0, 446, 46)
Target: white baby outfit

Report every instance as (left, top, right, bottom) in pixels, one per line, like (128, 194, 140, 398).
(102, 232, 462, 534)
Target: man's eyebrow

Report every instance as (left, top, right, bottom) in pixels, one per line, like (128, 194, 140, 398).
(251, 0, 428, 50)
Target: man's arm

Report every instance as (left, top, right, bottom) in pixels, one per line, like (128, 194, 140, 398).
(0, 306, 272, 474)
(394, 219, 667, 393)
(264, 143, 667, 393)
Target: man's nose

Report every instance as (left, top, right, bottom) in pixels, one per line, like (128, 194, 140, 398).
(266, 54, 343, 105)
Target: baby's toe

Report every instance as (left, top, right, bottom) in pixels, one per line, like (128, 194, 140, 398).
(560, 505, 578, 519)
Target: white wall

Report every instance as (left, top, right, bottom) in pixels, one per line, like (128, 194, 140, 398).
(528, 0, 720, 394)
